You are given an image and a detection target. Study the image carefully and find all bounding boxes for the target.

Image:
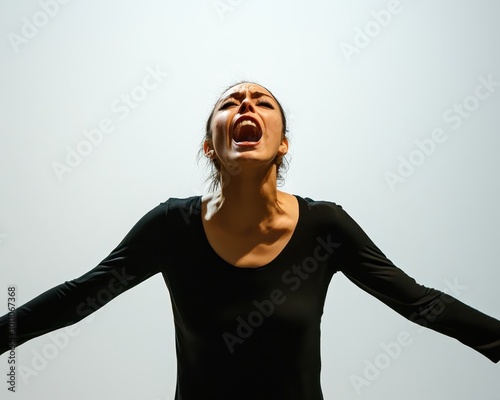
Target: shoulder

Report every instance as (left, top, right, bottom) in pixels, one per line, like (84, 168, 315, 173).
(164, 195, 201, 211)
(132, 196, 201, 230)
(295, 194, 344, 217)
(163, 195, 202, 225)
(295, 194, 365, 239)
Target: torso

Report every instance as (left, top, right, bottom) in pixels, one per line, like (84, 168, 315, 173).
(200, 192, 299, 268)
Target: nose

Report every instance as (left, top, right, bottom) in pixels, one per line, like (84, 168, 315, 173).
(238, 97, 255, 113)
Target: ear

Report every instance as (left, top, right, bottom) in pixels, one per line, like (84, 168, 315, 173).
(278, 137, 289, 156)
(203, 140, 215, 158)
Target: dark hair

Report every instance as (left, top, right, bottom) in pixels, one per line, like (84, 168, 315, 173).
(199, 81, 290, 192)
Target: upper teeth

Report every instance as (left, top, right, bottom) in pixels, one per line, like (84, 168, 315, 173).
(238, 120, 257, 127)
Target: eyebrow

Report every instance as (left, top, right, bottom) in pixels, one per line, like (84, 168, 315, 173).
(220, 90, 273, 102)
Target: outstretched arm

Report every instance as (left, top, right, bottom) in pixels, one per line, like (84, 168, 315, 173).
(0, 201, 170, 355)
(328, 203, 500, 363)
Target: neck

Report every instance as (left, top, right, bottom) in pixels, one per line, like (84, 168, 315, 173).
(205, 167, 285, 232)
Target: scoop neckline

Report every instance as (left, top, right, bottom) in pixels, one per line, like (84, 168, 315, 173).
(197, 194, 305, 271)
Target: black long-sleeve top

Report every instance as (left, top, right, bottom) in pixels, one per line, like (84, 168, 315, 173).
(1, 195, 499, 399)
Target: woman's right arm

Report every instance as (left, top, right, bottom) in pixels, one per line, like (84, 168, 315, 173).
(0, 200, 170, 355)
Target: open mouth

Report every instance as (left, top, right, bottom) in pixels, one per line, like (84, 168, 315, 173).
(232, 119, 262, 143)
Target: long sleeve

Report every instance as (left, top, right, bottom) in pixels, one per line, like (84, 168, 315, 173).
(0, 201, 170, 356)
(329, 203, 500, 363)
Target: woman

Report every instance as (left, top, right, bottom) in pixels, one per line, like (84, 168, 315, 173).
(1, 82, 499, 399)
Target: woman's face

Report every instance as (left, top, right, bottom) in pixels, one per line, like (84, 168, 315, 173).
(205, 83, 287, 177)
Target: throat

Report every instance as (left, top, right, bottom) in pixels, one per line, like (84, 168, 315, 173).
(203, 191, 297, 236)
(233, 125, 262, 142)
(200, 193, 300, 268)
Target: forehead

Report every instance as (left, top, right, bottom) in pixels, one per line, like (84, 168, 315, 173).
(219, 83, 274, 100)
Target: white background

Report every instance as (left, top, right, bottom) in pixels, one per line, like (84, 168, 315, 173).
(0, 0, 499, 399)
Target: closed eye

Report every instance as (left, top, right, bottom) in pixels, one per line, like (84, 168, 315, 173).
(257, 100, 274, 109)
(219, 101, 238, 110)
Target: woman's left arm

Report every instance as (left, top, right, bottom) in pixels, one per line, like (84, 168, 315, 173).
(330, 203, 500, 363)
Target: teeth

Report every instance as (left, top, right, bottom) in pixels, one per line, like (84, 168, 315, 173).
(238, 120, 257, 127)
(233, 119, 261, 143)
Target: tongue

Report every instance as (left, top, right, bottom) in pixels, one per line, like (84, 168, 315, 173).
(234, 125, 261, 142)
